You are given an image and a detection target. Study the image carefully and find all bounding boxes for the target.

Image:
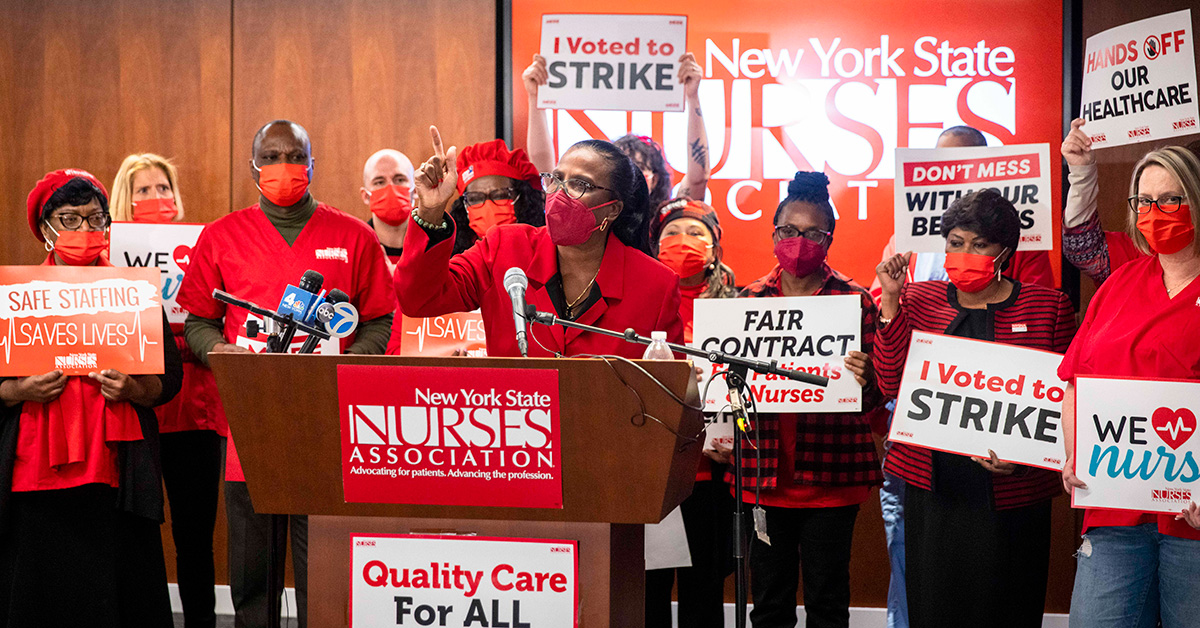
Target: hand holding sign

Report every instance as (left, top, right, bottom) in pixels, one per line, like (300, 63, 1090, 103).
(1, 370, 67, 404)
(1062, 453, 1088, 492)
(843, 350, 873, 387)
(88, 369, 146, 403)
(523, 54, 549, 99)
(678, 52, 701, 101)
(1061, 118, 1096, 167)
(414, 126, 459, 221)
(1177, 501, 1200, 529)
(971, 449, 1017, 476)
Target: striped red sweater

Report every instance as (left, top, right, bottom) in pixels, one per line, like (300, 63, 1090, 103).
(875, 280, 1076, 510)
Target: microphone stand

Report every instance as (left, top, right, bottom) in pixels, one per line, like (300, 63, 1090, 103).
(212, 289, 329, 628)
(525, 307, 827, 628)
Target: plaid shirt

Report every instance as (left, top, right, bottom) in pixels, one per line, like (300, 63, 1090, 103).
(735, 264, 884, 488)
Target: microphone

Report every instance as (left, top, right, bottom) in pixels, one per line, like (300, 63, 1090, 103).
(274, 270, 324, 351)
(504, 267, 529, 357)
(298, 289, 350, 354)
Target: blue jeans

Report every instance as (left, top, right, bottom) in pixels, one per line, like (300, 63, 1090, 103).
(880, 470, 908, 628)
(1070, 523, 1200, 628)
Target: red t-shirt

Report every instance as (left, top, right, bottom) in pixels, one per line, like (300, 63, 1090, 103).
(739, 413, 871, 508)
(1059, 255, 1200, 540)
(176, 203, 396, 481)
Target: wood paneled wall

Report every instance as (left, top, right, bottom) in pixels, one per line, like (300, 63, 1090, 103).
(0, 0, 495, 588)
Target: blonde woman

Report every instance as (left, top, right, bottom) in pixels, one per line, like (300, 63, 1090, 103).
(113, 153, 222, 628)
(111, 153, 184, 223)
(1060, 146, 1200, 627)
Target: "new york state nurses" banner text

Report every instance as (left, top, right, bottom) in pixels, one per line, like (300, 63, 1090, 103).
(339, 365, 563, 509)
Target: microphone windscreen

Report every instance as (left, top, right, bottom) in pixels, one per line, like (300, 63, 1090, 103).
(326, 288, 350, 304)
(503, 267, 528, 291)
(300, 269, 324, 293)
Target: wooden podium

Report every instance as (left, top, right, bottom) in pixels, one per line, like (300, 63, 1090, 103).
(209, 354, 704, 628)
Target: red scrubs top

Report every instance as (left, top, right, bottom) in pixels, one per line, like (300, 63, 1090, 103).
(395, 221, 684, 358)
(1059, 255, 1200, 540)
(176, 203, 397, 481)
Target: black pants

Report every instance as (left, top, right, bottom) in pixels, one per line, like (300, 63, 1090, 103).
(162, 430, 224, 628)
(0, 484, 173, 628)
(225, 481, 307, 628)
(904, 453, 1051, 628)
(646, 480, 735, 628)
(748, 504, 859, 628)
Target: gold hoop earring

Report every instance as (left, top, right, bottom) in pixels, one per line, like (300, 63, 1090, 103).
(599, 217, 610, 232)
(44, 240, 53, 252)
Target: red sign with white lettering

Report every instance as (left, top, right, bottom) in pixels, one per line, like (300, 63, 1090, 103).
(338, 365, 563, 508)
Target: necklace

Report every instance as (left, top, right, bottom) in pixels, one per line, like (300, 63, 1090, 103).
(1166, 269, 1200, 297)
(566, 272, 599, 316)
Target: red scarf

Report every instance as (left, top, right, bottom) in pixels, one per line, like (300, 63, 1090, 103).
(23, 254, 143, 471)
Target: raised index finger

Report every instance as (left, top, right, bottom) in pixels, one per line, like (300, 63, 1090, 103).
(430, 126, 445, 160)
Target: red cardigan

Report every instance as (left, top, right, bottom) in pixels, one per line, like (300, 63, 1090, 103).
(875, 280, 1076, 509)
(395, 220, 684, 358)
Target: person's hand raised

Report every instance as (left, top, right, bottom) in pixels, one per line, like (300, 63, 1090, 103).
(413, 126, 459, 221)
(523, 54, 549, 99)
(1061, 118, 1095, 167)
(678, 52, 702, 101)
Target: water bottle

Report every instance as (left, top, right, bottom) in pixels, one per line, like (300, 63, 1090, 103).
(642, 331, 673, 359)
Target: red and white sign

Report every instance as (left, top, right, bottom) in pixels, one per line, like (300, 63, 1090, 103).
(692, 295, 862, 412)
(538, 14, 688, 112)
(397, 312, 488, 356)
(889, 331, 1067, 470)
(1073, 376, 1200, 514)
(109, 222, 205, 326)
(351, 534, 578, 628)
(513, 0, 1065, 286)
(1081, 9, 1198, 148)
(0, 266, 164, 376)
(894, 144, 1053, 253)
(339, 365, 563, 508)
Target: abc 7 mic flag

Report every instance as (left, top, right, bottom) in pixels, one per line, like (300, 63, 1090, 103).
(327, 301, 359, 339)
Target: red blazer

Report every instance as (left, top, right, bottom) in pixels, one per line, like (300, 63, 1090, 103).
(395, 221, 684, 358)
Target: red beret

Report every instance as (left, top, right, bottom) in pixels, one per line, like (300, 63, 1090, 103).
(456, 139, 541, 194)
(27, 169, 109, 242)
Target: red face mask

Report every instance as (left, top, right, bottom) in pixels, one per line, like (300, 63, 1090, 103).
(658, 234, 711, 278)
(545, 191, 616, 246)
(1137, 204, 1195, 255)
(774, 236, 826, 277)
(468, 200, 517, 238)
(51, 229, 109, 266)
(369, 184, 413, 226)
(944, 252, 1001, 293)
(254, 162, 310, 207)
(131, 197, 178, 223)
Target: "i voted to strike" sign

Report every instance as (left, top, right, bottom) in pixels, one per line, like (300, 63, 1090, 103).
(537, 14, 688, 112)
(1073, 376, 1200, 514)
(890, 331, 1067, 470)
(894, 143, 1053, 254)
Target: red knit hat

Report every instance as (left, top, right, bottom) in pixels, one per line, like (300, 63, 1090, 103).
(27, 169, 109, 242)
(456, 139, 541, 194)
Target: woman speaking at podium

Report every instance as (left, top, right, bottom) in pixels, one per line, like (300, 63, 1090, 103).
(395, 126, 684, 357)
(0, 169, 182, 627)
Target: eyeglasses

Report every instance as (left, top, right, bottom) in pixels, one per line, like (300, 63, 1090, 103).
(540, 173, 614, 200)
(1128, 195, 1186, 214)
(774, 225, 831, 245)
(462, 187, 519, 208)
(51, 212, 111, 230)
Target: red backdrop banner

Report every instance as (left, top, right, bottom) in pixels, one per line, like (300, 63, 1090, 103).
(511, 0, 1064, 286)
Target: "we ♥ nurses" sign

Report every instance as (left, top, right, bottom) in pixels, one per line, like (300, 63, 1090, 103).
(1073, 376, 1200, 514)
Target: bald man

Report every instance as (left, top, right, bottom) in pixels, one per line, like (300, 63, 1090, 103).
(178, 120, 397, 628)
(360, 149, 417, 269)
